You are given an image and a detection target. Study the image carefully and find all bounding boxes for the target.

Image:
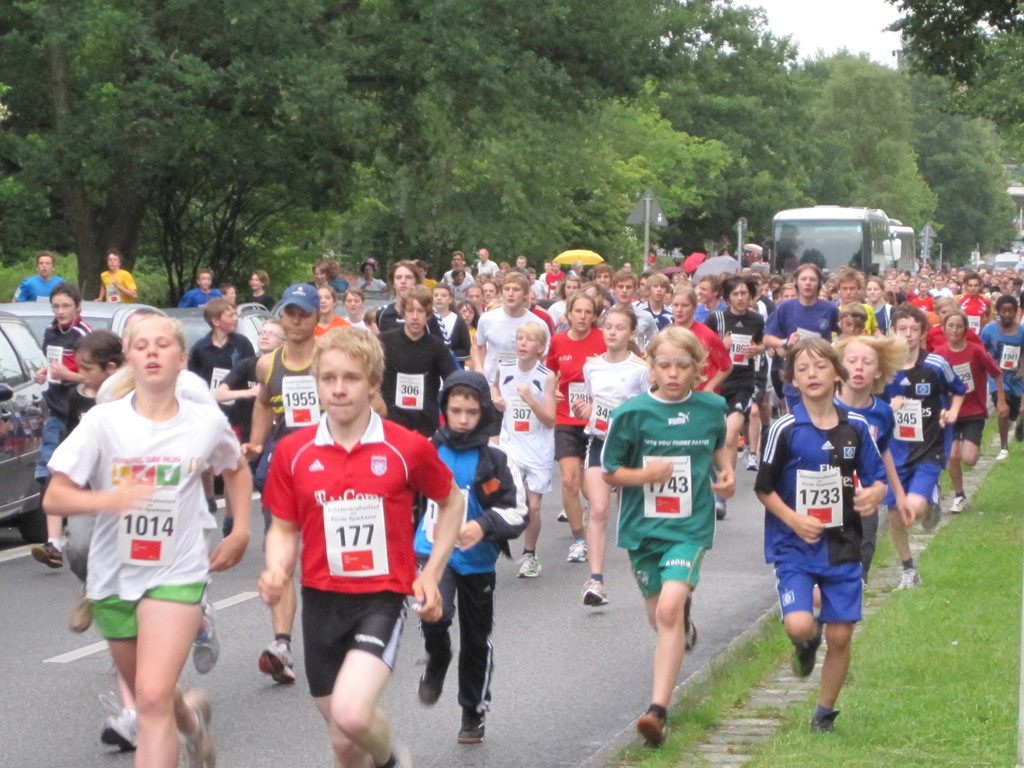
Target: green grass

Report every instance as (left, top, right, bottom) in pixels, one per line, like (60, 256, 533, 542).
(746, 447, 1023, 768)
(610, 417, 1022, 768)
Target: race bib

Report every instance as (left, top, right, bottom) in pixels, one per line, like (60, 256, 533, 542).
(587, 395, 620, 437)
(108, 281, 120, 302)
(497, 349, 518, 365)
(895, 399, 924, 442)
(422, 488, 470, 544)
(795, 467, 843, 528)
(395, 372, 425, 410)
(795, 327, 821, 342)
(952, 362, 974, 394)
(967, 314, 980, 331)
(643, 455, 693, 518)
(117, 489, 178, 566)
(282, 375, 319, 428)
(323, 497, 389, 577)
(730, 334, 752, 366)
(1000, 344, 1021, 371)
(568, 382, 590, 411)
(509, 396, 537, 434)
(210, 367, 230, 391)
(46, 345, 63, 384)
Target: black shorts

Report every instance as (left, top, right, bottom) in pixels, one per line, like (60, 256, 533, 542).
(555, 424, 588, 461)
(301, 588, 407, 698)
(722, 385, 755, 416)
(953, 417, 985, 446)
(585, 436, 605, 469)
(995, 391, 1022, 422)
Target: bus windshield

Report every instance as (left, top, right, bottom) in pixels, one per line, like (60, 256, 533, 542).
(773, 220, 866, 274)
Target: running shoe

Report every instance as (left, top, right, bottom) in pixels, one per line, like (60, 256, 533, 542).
(69, 587, 93, 633)
(684, 594, 697, 650)
(516, 552, 541, 578)
(792, 623, 822, 678)
(1016, 418, 1024, 443)
(259, 640, 296, 683)
(31, 541, 63, 568)
(810, 709, 839, 734)
(746, 452, 759, 471)
(997, 448, 1010, 461)
(715, 499, 727, 521)
(458, 709, 485, 744)
(567, 539, 588, 563)
(556, 509, 568, 522)
(181, 689, 214, 768)
(897, 567, 922, 590)
(921, 502, 941, 533)
(582, 578, 609, 606)
(636, 710, 667, 747)
(949, 494, 966, 514)
(417, 654, 450, 706)
(100, 708, 138, 751)
(192, 597, 219, 674)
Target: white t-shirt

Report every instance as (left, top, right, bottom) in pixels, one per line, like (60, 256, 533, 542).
(476, 259, 499, 278)
(582, 354, 650, 437)
(548, 300, 568, 331)
(98, 368, 217, 408)
(476, 308, 550, 383)
(48, 396, 241, 601)
(497, 360, 555, 470)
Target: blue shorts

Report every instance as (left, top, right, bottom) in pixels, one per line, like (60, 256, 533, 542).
(883, 462, 941, 506)
(774, 559, 862, 623)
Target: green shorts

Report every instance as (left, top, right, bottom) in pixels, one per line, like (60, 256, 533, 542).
(628, 541, 706, 599)
(91, 582, 206, 640)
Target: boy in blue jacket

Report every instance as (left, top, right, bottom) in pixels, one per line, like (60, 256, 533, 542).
(414, 370, 528, 744)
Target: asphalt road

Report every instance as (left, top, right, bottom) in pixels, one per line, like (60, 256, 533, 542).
(0, 468, 778, 768)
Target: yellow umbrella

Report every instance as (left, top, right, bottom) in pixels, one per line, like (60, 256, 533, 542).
(554, 249, 603, 266)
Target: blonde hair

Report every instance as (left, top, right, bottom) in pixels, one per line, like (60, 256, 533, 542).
(671, 284, 697, 305)
(834, 334, 909, 394)
(314, 326, 385, 386)
(515, 321, 547, 347)
(646, 327, 707, 386)
(110, 315, 187, 400)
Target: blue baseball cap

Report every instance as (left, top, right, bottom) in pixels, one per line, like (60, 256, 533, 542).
(280, 283, 319, 313)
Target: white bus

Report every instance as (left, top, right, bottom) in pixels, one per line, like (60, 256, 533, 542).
(887, 220, 917, 273)
(771, 206, 893, 275)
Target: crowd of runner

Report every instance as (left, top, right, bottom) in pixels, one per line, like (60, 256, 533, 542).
(26, 246, 1024, 764)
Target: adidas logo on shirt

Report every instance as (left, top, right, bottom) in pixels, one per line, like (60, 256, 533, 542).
(309, 459, 325, 472)
(821, 440, 834, 450)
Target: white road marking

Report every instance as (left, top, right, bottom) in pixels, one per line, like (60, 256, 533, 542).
(44, 591, 260, 663)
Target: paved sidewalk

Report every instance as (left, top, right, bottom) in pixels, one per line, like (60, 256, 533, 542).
(669, 443, 1000, 768)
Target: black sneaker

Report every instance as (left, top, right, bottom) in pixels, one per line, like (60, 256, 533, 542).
(458, 709, 485, 744)
(921, 502, 941, 533)
(636, 710, 667, 747)
(1016, 418, 1024, 443)
(792, 623, 822, 678)
(810, 709, 840, 733)
(417, 655, 449, 706)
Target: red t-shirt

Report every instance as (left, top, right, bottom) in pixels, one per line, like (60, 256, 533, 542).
(957, 294, 991, 329)
(530, 306, 555, 335)
(544, 271, 564, 298)
(546, 328, 607, 425)
(933, 342, 1002, 419)
(685, 321, 732, 393)
(264, 413, 454, 595)
(910, 294, 934, 313)
(925, 324, 982, 354)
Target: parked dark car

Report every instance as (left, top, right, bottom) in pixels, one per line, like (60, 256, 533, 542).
(0, 312, 50, 542)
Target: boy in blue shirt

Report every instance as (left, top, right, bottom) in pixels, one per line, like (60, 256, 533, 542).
(980, 294, 1024, 458)
(414, 370, 528, 744)
(756, 338, 887, 733)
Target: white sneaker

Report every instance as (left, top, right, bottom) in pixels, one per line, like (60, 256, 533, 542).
(181, 689, 215, 768)
(997, 448, 1010, 461)
(100, 708, 138, 751)
(746, 453, 759, 471)
(949, 494, 966, 514)
(582, 578, 608, 606)
(258, 639, 296, 683)
(567, 539, 588, 563)
(897, 567, 922, 590)
(556, 509, 569, 522)
(516, 552, 541, 578)
(192, 597, 219, 674)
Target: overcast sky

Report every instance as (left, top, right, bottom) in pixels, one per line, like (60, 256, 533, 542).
(751, 0, 903, 67)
